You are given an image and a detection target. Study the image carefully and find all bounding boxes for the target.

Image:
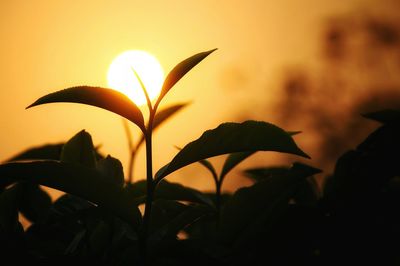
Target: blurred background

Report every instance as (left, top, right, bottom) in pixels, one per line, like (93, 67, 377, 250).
(1, 0, 400, 194)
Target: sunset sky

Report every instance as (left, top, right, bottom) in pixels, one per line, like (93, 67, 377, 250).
(0, 0, 395, 191)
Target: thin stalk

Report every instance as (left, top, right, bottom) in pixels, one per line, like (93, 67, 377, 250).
(122, 119, 134, 151)
(215, 178, 222, 228)
(122, 118, 135, 183)
(140, 110, 156, 261)
(134, 67, 156, 261)
(127, 149, 136, 184)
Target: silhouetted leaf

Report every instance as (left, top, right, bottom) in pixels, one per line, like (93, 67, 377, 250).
(325, 123, 400, 209)
(132, 67, 152, 111)
(0, 161, 142, 229)
(155, 49, 217, 109)
(287, 131, 302, 135)
(221, 134, 297, 184)
(5, 142, 104, 165)
(155, 120, 309, 181)
(149, 201, 213, 242)
(149, 200, 187, 234)
(6, 143, 64, 162)
(89, 220, 111, 255)
(0, 185, 19, 232)
(16, 182, 52, 223)
(153, 102, 190, 128)
(198, 159, 218, 183)
(96, 155, 124, 187)
(109, 218, 138, 254)
(292, 178, 320, 207)
(49, 194, 94, 224)
(243, 166, 291, 182)
(39, 195, 96, 255)
(61, 130, 97, 168)
(243, 165, 321, 206)
(137, 102, 190, 147)
(219, 163, 321, 247)
(155, 180, 214, 207)
(27, 86, 145, 132)
(363, 109, 400, 124)
(64, 229, 86, 255)
(220, 152, 255, 183)
(245, 161, 321, 206)
(126, 180, 214, 207)
(0, 186, 25, 257)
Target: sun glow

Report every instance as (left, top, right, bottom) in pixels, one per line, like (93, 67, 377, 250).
(107, 50, 164, 106)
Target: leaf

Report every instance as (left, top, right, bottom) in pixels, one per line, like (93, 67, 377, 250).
(0, 186, 25, 256)
(183, 208, 219, 240)
(51, 194, 94, 218)
(220, 152, 255, 183)
(132, 67, 152, 111)
(148, 200, 187, 234)
(243, 166, 291, 182)
(198, 159, 218, 184)
(219, 163, 321, 247)
(363, 109, 400, 124)
(287, 131, 302, 136)
(153, 102, 190, 129)
(155, 180, 214, 207)
(324, 124, 400, 209)
(96, 155, 125, 187)
(155, 120, 309, 181)
(27, 86, 145, 132)
(149, 201, 213, 242)
(0, 161, 142, 229)
(137, 102, 190, 148)
(154, 49, 217, 109)
(64, 229, 86, 255)
(5, 142, 104, 164)
(243, 166, 320, 205)
(89, 220, 111, 255)
(5, 143, 64, 162)
(292, 178, 320, 207)
(0, 185, 19, 233)
(16, 182, 52, 224)
(61, 130, 97, 168)
(126, 179, 214, 207)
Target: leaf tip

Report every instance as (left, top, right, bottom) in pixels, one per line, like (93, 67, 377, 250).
(292, 162, 322, 176)
(300, 150, 311, 159)
(26, 101, 38, 110)
(204, 48, 218, 57)
(288, 131, 302, 136)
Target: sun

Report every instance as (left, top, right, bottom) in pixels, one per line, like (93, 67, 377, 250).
(107, 50, 164, 106)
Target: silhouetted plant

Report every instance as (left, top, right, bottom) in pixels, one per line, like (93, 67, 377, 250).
(0, 50, 330, 265)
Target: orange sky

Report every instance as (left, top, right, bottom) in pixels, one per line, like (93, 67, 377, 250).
(0, 0, 387, 191)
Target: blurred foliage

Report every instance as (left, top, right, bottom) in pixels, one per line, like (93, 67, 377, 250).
(273, 11, 400, 172)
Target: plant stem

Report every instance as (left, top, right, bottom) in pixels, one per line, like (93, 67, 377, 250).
(122, 118, 135, 183)
(140, 111, 155, 262)
(127, 149, 136, 183)
(215, 179, 222, 227)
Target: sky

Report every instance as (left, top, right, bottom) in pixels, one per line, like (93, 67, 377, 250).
(0, 0, 394, 192)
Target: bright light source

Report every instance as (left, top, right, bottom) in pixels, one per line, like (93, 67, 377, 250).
(107, 50, 164, 106)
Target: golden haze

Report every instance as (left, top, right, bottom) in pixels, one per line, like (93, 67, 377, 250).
(0, 0, 392, 193)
